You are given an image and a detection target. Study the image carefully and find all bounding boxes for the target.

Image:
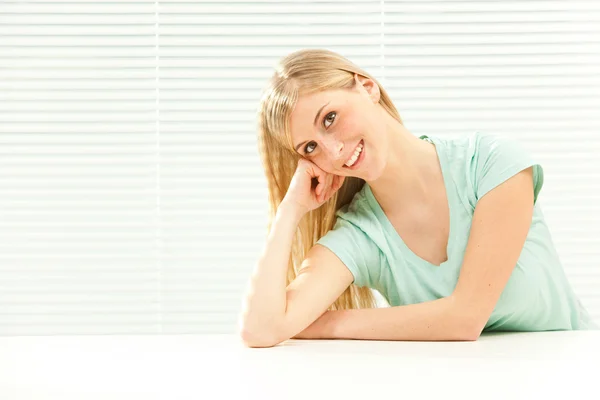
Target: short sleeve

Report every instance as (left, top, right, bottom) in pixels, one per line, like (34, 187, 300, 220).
(315, 215, 384, 288)
(471, 132, 544, 205)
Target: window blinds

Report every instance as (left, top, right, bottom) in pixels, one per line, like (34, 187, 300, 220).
(0, 0, 598, 335)
(382, 1, 600, 323)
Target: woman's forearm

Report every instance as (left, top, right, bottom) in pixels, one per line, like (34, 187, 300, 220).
(322, 296, 476, 341)
(238, 200, 305, 344)
(292, 295, 475, 341)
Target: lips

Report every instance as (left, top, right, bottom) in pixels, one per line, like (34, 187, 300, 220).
(342, 139, 364, 168)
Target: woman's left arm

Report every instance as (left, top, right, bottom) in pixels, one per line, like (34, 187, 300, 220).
(293, 167, 535, 342)
(293, 295, 471, 341)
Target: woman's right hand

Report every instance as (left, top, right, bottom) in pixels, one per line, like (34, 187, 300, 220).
(282, 158, 345, 216)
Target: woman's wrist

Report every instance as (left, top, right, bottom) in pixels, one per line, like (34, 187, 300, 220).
(278, 199, 307, 222)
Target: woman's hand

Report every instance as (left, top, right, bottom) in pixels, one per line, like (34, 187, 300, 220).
(283, 159, 345, 215)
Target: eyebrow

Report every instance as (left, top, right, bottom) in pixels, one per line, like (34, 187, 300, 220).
(294, 101, 330, 153)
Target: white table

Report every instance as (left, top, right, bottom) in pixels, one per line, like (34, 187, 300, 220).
(1, 331, 598, 400)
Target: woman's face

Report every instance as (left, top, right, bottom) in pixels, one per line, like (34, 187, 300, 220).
(289, 76, 388, 180)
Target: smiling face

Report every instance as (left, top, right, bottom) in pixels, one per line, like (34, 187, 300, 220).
(289, 75, 389, 180)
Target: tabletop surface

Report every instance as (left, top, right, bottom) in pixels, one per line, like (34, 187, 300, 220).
(1, 331, 598, 400)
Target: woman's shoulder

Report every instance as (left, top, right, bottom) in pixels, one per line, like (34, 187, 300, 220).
(426, 130, 485, 151)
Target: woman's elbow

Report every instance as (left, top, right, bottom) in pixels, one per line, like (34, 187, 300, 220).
(239, 326, 286, 348)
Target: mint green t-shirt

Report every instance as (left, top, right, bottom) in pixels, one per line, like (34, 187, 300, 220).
(316, 131, 598, 331)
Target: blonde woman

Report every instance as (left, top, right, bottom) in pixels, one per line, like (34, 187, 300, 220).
(239, 49, 597, 348)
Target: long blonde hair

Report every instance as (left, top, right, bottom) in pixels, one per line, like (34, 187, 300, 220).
(256, 48, 404, 311)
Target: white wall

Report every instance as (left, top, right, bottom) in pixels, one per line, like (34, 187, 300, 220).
(0, 0, 598, 335)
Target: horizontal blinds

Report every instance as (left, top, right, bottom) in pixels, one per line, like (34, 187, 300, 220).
(0, 1, 160, 335)
(384, 0, 600, 320)
(160, 0, 385, 333)
(0, 0, 598, 335)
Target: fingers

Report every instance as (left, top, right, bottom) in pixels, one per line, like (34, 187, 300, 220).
(317, 174, 331, 203)
(315, 170, 325, 196)
(314, 172, 345, 204)
(333, 175, 344, 191)
(316, 172, 326, 197)
(320, 174, 342, 203)
(326, 175, 345, 201)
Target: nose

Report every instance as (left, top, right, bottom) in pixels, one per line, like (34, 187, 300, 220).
(321, 136, 344, 160)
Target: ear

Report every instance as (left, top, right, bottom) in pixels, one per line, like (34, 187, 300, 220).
(354, 73, 380, 104)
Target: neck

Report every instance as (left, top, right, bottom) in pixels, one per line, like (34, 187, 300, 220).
(367, 116, 439, 213)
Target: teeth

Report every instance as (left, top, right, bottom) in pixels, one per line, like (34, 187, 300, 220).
(344, 142, 363, 167)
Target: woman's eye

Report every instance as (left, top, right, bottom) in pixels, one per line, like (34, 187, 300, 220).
(304, 111, 337, 155)
(304, 142, 316, 154)
(323, 111, 336, 128)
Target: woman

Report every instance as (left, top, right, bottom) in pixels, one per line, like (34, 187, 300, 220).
(239, 48, 597, 348)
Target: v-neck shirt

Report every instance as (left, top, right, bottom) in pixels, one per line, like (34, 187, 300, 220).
(364, 135, 456, 269)
(316, 131, 598, 331)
